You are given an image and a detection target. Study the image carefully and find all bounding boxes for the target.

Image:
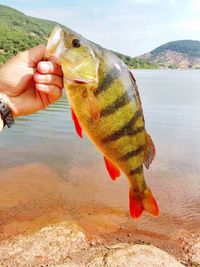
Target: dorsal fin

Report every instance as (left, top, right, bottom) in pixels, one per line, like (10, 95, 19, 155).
(128, 69, 145, 126)
(128, 70, 142, 106)
(128, 69, 156, 169)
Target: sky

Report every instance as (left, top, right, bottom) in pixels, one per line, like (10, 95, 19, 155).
(1, 0, 200, 57)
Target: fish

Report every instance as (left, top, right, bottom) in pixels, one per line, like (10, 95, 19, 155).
(45, 26, 159, 219)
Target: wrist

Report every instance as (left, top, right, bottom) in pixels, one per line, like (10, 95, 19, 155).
(0, 77, 13, 97)
(0, 93, 18, 118)
(0, 93, 16, 128)
(6, 97, 18, 118)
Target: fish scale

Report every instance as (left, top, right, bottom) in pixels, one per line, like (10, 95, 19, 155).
(46, 26, 159, 219)
(93, 59, 145, 174)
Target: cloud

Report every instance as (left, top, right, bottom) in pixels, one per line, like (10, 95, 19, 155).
(176, 18, 200, 34)
(8, 0, 200, 57)
(190, 0, 200, 12)
(5, 0, 45, 2)
(23, 7, 79, 22)
(125, 0, 158, 4)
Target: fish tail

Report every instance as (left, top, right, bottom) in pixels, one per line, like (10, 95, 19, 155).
(142, 187, 159, 216)
(129, 187, 159, 219)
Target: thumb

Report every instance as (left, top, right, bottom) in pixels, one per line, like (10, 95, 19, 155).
(28, 44, 46, 65)
(18, 44, 46, 67)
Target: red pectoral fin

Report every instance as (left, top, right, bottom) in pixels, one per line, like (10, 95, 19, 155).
(104, 157, 120, 181)
(86, 91, 101, 122)
(71, 108, 83, 138)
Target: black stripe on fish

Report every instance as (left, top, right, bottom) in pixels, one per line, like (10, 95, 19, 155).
(120, 145, 145, 161)
(100, 90, 135, 117)
(101, 110, 143, 143)
(94, 67, 120, 96)
(129, 165, 143, 175)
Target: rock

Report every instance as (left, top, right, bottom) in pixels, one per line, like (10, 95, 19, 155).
(53, 264, 84, 267)
(89, 243, 184, 267)
(177, 230, 200, 266)
(0, 222, 88, 267)
(189, 237, 200, 266)
(0, 222, 184, 267)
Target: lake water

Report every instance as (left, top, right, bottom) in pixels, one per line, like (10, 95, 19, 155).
(0, 69, 200, 259)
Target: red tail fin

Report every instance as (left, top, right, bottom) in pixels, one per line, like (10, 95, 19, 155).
(129, 191, 143, 218)
(142, 188, 159, 216)
(129, 188, 159, 219)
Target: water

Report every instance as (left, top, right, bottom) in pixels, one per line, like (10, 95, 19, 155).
(0, 70, 199, 257)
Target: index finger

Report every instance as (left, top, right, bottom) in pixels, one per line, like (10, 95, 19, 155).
(37, 61, 63, 76)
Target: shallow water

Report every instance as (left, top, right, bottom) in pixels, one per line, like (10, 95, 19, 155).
(0, 69, 199, 258)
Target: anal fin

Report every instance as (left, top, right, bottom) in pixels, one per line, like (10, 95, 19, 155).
(104, 157, 120, 181)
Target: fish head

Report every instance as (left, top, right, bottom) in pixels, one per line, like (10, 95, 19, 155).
(45, 26, 99, 89)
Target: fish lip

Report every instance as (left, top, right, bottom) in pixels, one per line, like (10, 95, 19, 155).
(74, 80, 87, 85)
(64, 77, 87, 85)
(64, 77, 99, 85)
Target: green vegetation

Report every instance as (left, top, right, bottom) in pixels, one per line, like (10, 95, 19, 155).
(0, 4, 158, 69)
(1, 5, 199, 69)
(0, 5, 69, 65)
(139, 40, 200, 69)
(151, 40, 200, 58)
(117, 52, 159, 69)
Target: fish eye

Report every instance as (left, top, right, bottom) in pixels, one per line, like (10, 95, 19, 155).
(72, 39, 81, 48)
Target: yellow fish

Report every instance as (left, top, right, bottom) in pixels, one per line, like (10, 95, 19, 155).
(45, 27, 159, 219)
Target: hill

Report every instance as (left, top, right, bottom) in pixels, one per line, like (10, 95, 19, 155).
(0, 5, 66, 64)
(2, 5, 199, 69)
(0, 4, 158, 69)
(137, 40, 200, 69)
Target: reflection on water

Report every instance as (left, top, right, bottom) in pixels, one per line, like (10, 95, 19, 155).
(0, 70, 200, 256)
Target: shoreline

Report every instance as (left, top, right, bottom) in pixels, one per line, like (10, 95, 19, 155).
(0, 221, 188, 267)
(0, 221, 200, 267)
(0, 162, 199, 265)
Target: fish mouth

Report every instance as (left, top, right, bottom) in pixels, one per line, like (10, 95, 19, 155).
(74, 80, 87, 85)
(64, 77, 98, 86)
(64, 77, 88, 85)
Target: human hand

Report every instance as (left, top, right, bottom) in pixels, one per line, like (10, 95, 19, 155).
(0, 45, 63, 118)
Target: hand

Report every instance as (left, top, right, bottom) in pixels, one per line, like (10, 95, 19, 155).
(0, 45, 63, 118)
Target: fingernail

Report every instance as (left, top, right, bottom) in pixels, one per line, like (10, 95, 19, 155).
(40, 62, 49, 72)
